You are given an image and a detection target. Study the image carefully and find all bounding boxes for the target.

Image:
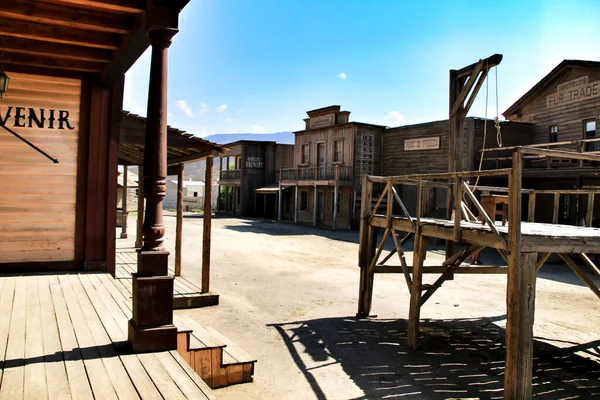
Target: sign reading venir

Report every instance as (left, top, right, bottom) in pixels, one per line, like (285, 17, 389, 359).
(547, 76, 600, 108)
(0, 106, 76, 130)
(246, 156, 264, 169)
(404, 136, 440, 151)
(310, 113, 335, 129)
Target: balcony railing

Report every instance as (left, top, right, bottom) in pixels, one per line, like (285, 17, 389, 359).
(479, 137, 600, 169)
(220, 169, 241, 180)
(280, 165, 353, 182)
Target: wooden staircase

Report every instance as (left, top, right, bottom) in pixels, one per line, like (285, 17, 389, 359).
(175, 315, 256, 389)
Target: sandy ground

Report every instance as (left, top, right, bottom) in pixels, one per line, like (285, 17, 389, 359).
(122, 213, 600, 399)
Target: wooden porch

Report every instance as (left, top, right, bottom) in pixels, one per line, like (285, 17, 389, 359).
(0, 271, 216, 399)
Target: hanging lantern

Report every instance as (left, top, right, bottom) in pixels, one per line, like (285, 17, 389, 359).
(0, 69, 9, 99)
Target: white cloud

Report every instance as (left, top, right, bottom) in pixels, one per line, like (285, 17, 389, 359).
(199, 102, 209, 114)
(175, 100, 194, 118)
(383, 111, 405, 126)
(253, 125, 266, 133)
(216, 104, 228, 113)
(339, 72, 347, 79)
(225, 117, 234, 122)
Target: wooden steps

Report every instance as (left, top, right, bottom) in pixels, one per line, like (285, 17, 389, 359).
(174, 315, 256, 389)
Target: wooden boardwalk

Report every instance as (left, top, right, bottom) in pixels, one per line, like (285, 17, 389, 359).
(0, 272, 217, 399)
(116, 248, 219, 309)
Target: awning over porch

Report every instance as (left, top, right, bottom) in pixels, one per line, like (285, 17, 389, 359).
(119, 111, 227, 166)
(255, 185, 281, 194)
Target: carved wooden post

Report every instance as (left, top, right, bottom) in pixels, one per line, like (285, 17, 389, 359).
(121, 165, 129, 238)
(128, 28, 178, 353)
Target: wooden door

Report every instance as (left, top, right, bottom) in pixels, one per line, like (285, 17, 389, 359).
(317, 142, 325, 166)
(317, 191, 325, 223)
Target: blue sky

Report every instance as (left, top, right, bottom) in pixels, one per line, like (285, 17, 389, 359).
(123, 0, 600, 137)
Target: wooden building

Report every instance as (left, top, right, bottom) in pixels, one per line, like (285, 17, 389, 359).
(279, 106, 386, 229)
(217, 140, 294, 218)
(481, 59, 600, 226)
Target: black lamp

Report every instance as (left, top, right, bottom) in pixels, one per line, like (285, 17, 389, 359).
(0, 68, 9, 99)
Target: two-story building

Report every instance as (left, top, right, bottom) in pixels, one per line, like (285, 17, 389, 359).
(279, 106, 386, 229)
(217, 140, 294, 218)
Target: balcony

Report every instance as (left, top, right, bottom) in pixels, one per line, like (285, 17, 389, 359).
(280, 165, 353, 183)
(220, 169, 241, 181)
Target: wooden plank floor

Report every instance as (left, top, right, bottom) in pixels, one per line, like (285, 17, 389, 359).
(370, 215, 600, 253)
(0, 273, 217, 400)
(116, 248, 219, 309)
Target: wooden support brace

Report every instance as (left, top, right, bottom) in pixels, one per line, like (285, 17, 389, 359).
(535, 253, 551, 272)
(580, 253, 600, 278)
(391, 185, 416, 229)
(558, 254, 600, 299)
(391, 229, 413, 293)
(463, 181, 508, 249)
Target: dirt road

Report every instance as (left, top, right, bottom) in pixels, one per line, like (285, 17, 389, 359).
(127, 214, 600, 399)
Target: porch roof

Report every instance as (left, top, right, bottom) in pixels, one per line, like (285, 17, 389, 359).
(119, 111, 228, 166)
(1, 0, 189, 84)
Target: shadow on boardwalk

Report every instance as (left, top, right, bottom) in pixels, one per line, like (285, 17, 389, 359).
(269, 316, 600, 399)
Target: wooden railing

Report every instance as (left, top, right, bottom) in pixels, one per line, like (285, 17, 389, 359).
(219, 169, 241, 180)
(280, 165, 353, 182)
(479, 137, 600, 169)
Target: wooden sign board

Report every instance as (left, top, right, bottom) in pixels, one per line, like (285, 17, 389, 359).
(0, 72, 81, 263)
(404, 136, 440, 151)
(310, 113, 335, 129)
(547, 76, 600, 108)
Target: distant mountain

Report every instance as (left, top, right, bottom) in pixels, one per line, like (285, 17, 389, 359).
(202, 131, 294, 145)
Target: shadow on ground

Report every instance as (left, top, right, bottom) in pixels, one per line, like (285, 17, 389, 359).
(269, 316, 600, 399)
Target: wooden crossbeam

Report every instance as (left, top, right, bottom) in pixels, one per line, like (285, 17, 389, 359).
(558, 254, 600, 299)
(0, 36, 112, 63)
(370, 182, 389, 219)
(391, 229, 412, 293)
(391, 185, 415, 229)
(450, 62, 483, 117)
(374, 265, 507, 274)
(579, 253, 600, 279)
(40, 0, 145, 15)
(366, 229, 391, 276)
(535, 253, 551, 272)
(462, 181, 508, 249)
(378, 232, 413, 265)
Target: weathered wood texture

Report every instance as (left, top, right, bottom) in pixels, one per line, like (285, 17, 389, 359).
(0, 273, 216, 399)
(505, 65, 600, 145)
(0, 72, 80, 263)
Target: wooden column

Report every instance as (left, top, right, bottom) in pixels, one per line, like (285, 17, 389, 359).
(408, 180, 426, 349)
(121, 165, 129, 238)
(278, 182, 282, 221)
(504, 150, 537, 399)
(294, 184, 299, 223)
(128, 28, 178, 353)
(202, 156, 213, 293)
(216, 184, 221, 212)
(174, 163, 184, 276)
(135, 166, 144, 248)
(333, 182, 339, 230)
(313, 184, 318, 226)
(553, 193, 560, 224)
(357, 176, 374, 317)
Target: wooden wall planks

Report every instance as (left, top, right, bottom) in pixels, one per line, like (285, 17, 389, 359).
(0, 72, 81, 263)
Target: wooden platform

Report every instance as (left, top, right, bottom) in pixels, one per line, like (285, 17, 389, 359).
(370, 215, 600, 253)
(0, 272, 217, 399)
(116, 248, 219, 309)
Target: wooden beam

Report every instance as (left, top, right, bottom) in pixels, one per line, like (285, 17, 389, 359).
(407, 236, 427, 349)
(535, 253, 551, 272)
(553, 193, 560, 224)
(2, 52, 104, 73)
(462, 181, 508, 249)
(0, 1, 130, 34)
(520, 147, 600, 162)
(527, 193, 536, 222)
(374, 265, 507, 274)
(358, 176, 374, 317)
(120, 165, 128, 238)
(559, 254, 600, 299)
(39, 0, 145, 15)
(166, 150, 216, 166)
(369, 168, 512, 183)
(586, 193, 595, 227)
(0, 36, 112, 63)
(174, 163, 183, 276)
(580, 253, 600, 279)
(0, 17, 119, 50)
(202, 157, 213, 293)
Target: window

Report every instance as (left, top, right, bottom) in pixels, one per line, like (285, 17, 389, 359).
(193, 192, 198, 197)
(332, 191, 341, 215)
(235, 156, 242, 169)
(549, 125, 558, 143)
(584, 119, 597, 152)
(333, 139, 343, 163)
(301, 143, 310, 164)
(300, 191, 308, 211)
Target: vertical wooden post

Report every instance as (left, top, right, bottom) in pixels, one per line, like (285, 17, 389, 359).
(202, 156, 213, 293)
(263, 193, 267, 217)
(174, 163, 184, 276)
(587, 193, 594, 226)
(313, 184, 318, 226)
(527, 193, 536, 222)
(454, 176, 463, 242)
(553, 193, 560, 224)
(333, 182, 339, 230)
(294, 184, 299, 223)
(445, 185, 455, 260)
(407, 236, 427, 349)
(505, 150, 537, 399)
(135, 166, 144, 248)
(357, 176, 374, 317)
(121, 165, 129, 238)
(278, 182, 282, 221)
(129, 27, 178, 353)
(216, 184, 221, 212)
